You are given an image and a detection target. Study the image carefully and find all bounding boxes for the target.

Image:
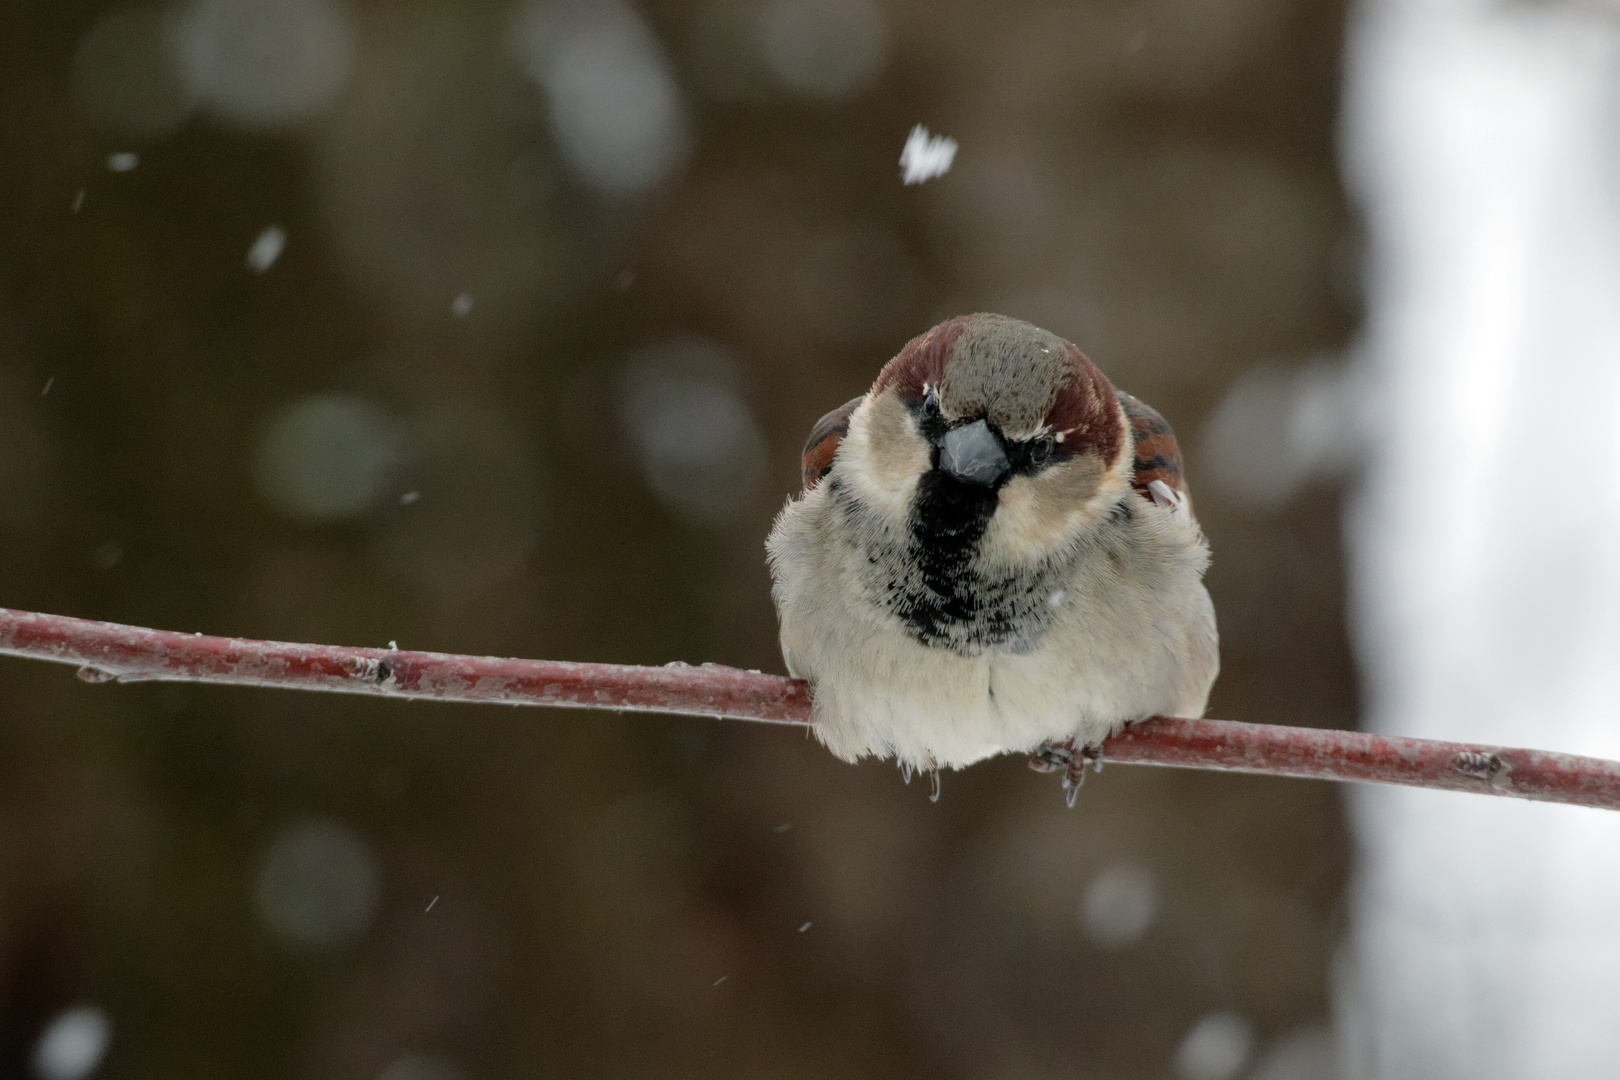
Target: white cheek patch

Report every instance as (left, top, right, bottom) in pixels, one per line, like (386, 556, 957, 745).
(983, 476, 1101, 565)
(841, 395, 929, 522)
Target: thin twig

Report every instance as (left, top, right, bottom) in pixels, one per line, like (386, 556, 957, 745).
(3, 607, 1618, 810)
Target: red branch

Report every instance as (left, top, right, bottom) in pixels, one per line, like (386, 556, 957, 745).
(3, 607, 1618, 810)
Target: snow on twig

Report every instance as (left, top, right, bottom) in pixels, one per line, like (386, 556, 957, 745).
(3, 607, 1619, 810)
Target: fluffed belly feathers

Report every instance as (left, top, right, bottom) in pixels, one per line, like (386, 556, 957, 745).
(767, 483, 1219, 771)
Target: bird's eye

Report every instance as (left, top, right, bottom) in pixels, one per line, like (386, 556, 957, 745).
(1029, 435, 1056, 466)
(921, 391, 941, 418)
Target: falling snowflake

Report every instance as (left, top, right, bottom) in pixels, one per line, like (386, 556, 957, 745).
(898, 124, 956, 185)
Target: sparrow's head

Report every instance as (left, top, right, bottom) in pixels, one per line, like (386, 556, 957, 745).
(834, 313, 1131, 561)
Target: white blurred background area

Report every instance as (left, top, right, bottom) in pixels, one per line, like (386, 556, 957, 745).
(1339, 0, 1620, 1076)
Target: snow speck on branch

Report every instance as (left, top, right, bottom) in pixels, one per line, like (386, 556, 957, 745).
(899, 125, 956, 186)
(2, 607, 1620, 810)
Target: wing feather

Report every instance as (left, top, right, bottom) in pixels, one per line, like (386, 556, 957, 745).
(1117, 391, 1188, 505)
(801, 396, 863, 491)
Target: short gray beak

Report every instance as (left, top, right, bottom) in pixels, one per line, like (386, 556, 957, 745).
(938, 419, 1009, 487)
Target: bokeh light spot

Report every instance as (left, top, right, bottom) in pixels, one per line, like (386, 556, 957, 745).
(1079, 862, 1158, 947)
(1200, 359, 1361, 508)
(512, 0, 689, 196)
(255, 817, 381, 951)
(756, 0, 886, 100)
(179, 0, 354, 130)
(71, 6, 197, 142)
(246, 225, 286, 272)
(255, 394, 405, 523)
(31, 1006, 112, 1080)
(1249, 1024, 1339, 1080)
(618, 337, 766, 528)
(1176, 1011, 1253, 1080)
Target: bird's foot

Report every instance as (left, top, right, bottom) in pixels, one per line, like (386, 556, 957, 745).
(1028, 739, 1075, 774)
(1032, 740, 1103, 806)
(898, 757, 942, 802)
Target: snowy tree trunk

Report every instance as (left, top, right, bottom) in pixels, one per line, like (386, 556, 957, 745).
(1341, 2, 1620, 1075)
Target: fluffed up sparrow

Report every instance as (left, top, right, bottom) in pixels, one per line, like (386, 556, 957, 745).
(766, 313, 1218, 801)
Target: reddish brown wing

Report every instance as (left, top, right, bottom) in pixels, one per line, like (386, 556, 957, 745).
(801, 396, 863, 491)
(1118, 391, 1187, 503)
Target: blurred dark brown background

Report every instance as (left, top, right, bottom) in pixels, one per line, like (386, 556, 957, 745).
(0, 1, 1361, 1077)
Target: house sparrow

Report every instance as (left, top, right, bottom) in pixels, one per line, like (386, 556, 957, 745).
(766, 313, 1218, 800)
